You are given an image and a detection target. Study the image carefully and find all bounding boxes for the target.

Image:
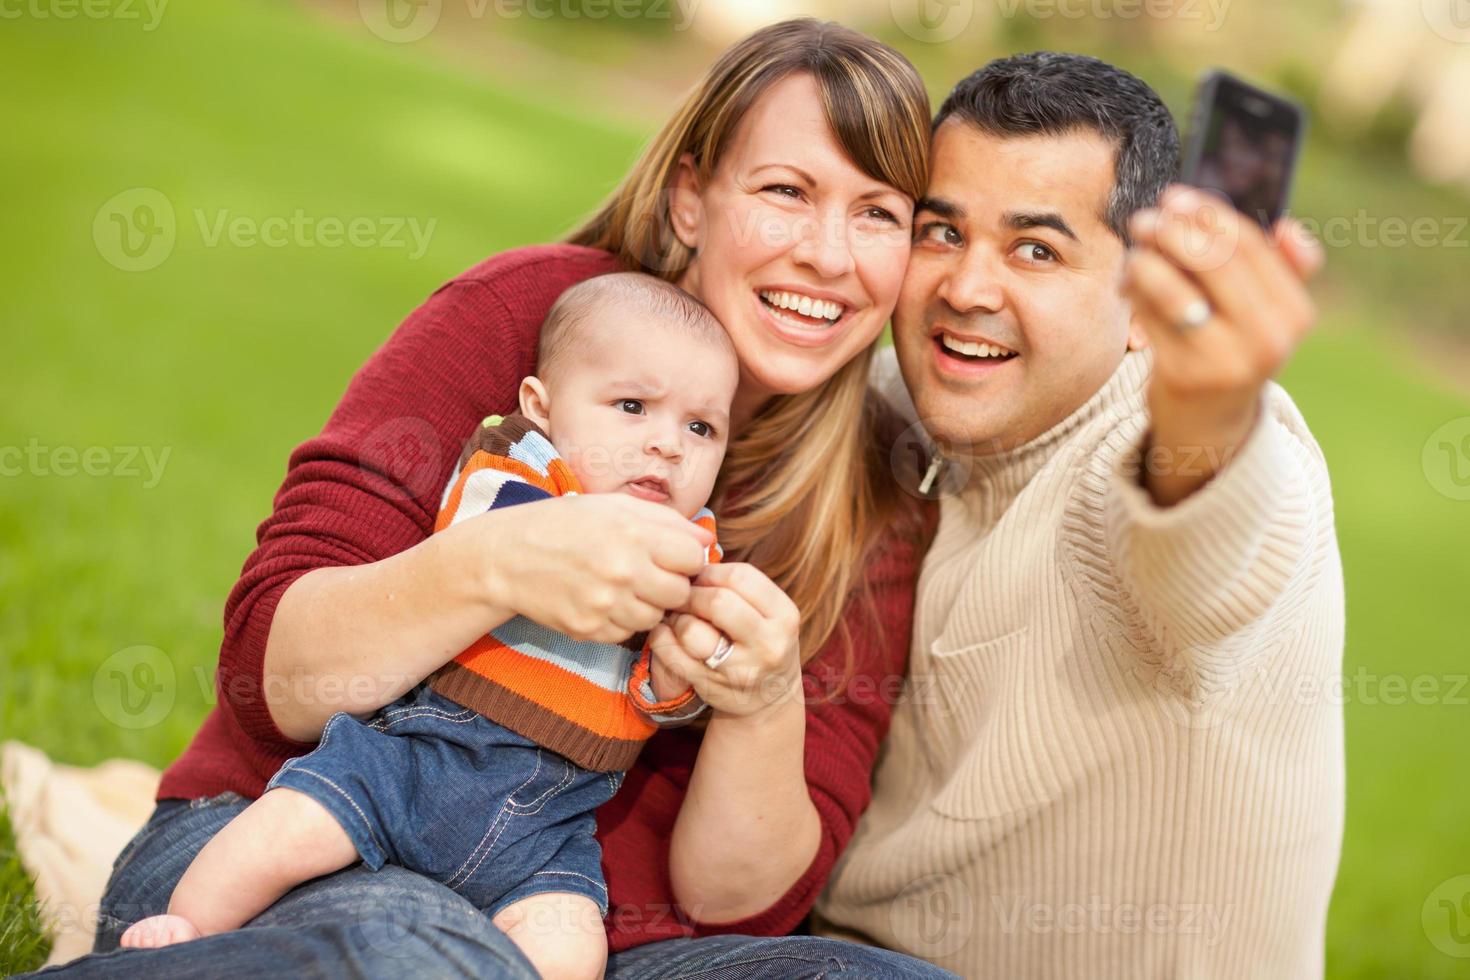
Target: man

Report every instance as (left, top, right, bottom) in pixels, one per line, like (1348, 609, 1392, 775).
(810, 53, 1344, 978)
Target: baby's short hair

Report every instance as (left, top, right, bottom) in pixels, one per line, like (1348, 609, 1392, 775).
(537, 272, 733, 380)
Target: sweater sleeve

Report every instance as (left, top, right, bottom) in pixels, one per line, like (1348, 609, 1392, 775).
(682, 520, 924, 937)
(1101, 384, 1333, 698)
(627, 649, 708, 728)
(215, 276, 540, 756)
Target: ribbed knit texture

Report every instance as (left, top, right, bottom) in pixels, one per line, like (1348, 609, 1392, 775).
(425, 412, 718, 772)
(154, 244, 930, 952)
(812, 350, 1345, 979)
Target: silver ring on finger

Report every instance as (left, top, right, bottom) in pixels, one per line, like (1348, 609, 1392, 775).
(1173, 297, 1213, 332)
(704, 634, 734, 670)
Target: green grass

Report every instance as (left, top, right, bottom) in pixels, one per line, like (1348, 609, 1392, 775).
(1, 2, 1468, 976)
(0, 799, 52, 976)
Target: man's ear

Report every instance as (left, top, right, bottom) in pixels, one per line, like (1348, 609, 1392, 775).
(519, 376, 552, 430)
(1125, 304, 1150, 352)
(1123, 318, 1146, 352)
(668, 153, 704, 251)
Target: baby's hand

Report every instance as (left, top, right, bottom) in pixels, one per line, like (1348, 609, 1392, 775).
(649, 646, 693, 702)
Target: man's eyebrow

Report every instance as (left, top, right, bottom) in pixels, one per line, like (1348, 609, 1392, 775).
(915, 196, 964, 221)
(1005, 210, 1079, 241)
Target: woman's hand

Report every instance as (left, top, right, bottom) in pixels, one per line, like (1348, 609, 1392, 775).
(480, 493, 714, 645)
(647, 562, 803, 719)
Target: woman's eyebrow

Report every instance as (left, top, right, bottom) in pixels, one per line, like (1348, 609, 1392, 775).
(750, 163, 814, 183)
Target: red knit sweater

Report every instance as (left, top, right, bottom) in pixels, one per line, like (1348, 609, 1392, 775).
(155, 243, 927, 952)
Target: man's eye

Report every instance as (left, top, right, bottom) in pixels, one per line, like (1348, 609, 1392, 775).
(1016, 242, 1056, 263)
(916, 222, 962, 247)
(617, 399, 644, 415)
(688, 420, 713, 438)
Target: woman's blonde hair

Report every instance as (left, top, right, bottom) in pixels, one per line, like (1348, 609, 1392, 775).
(568, 19, 930, 683)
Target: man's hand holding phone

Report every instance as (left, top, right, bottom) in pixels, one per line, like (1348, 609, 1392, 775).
(1123, 188, 1324, 507)
(1116, 69, 1324, 507)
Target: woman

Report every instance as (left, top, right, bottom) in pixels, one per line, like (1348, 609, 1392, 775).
(31, 19, 951, 980)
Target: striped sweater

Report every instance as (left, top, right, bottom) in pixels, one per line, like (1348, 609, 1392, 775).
(427, 412, 720, 772)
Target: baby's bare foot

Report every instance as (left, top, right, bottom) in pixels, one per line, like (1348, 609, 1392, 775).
(120, 914, 202, 949)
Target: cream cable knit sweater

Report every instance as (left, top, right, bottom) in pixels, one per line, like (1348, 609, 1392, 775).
(811, 350, 1345, 979)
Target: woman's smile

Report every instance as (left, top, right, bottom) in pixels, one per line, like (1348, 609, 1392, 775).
(753, 284, 859, 348)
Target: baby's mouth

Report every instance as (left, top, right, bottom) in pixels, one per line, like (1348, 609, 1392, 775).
(627, 476, 672, 502)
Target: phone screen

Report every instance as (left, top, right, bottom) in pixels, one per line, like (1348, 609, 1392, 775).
(1182, 72, 1303, 228)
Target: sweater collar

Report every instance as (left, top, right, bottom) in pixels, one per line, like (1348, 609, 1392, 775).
(945, 349, 1152, 503)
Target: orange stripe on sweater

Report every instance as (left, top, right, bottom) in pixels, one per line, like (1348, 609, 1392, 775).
(453, 634, 655, 741)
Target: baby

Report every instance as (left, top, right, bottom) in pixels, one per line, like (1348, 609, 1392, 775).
(120, 272, 739, 980)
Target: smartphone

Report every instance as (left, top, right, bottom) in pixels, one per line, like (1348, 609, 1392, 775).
(1179, 70, 1305, 229)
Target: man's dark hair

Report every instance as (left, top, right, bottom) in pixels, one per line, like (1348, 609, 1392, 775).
(934, 52, 1179, 243)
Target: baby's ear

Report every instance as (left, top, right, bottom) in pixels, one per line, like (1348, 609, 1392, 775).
(518, 376, 552, 429)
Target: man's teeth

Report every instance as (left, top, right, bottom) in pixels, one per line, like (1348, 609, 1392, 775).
(759, 290, 844, 323)
(940, 334, 1015, 359)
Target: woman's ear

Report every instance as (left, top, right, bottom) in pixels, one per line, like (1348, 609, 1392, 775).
(519, 376, 552, 430)
(668, 152, 704, 251)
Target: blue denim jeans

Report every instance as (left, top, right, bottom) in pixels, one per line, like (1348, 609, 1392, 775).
(266, 681, 621, 919)
(18, 791, 960, 979)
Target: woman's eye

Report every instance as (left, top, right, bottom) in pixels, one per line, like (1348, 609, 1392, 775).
(916, 222, 962, 247)
(617, 399, 644, 415)
(1016, 242, 1057, 263)
(862, 206, 898, 225)
(763, 184, 803, 200)
(688, 420, 713, 438)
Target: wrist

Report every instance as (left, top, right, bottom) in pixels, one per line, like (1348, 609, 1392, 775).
(711, 667, 805, 727)
(650, 656, 689, 701)
(1142, 388, 1264, 506)
(1148, 383, 1261, 446)
(447, 510, 518, 624)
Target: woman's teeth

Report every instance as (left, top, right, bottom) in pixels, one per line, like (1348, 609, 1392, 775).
(759, 290, 844, 325)
(940, 334, 1016, 360)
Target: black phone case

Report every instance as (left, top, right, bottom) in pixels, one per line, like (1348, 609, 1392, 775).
(1179, 69, 1306, 229)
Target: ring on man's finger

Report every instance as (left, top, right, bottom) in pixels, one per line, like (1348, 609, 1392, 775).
(1174, 298, 1212, 332)
(705, 635, 734, 670)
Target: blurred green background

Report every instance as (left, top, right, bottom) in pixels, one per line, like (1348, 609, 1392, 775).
(2, 0, 1468, 976)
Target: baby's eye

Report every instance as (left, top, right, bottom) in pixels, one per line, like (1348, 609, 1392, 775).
(688, 420, 713, 438)
(617, 399, 645, 415)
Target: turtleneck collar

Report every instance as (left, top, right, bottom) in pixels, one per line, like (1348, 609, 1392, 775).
(940, 349, 1153, 507)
